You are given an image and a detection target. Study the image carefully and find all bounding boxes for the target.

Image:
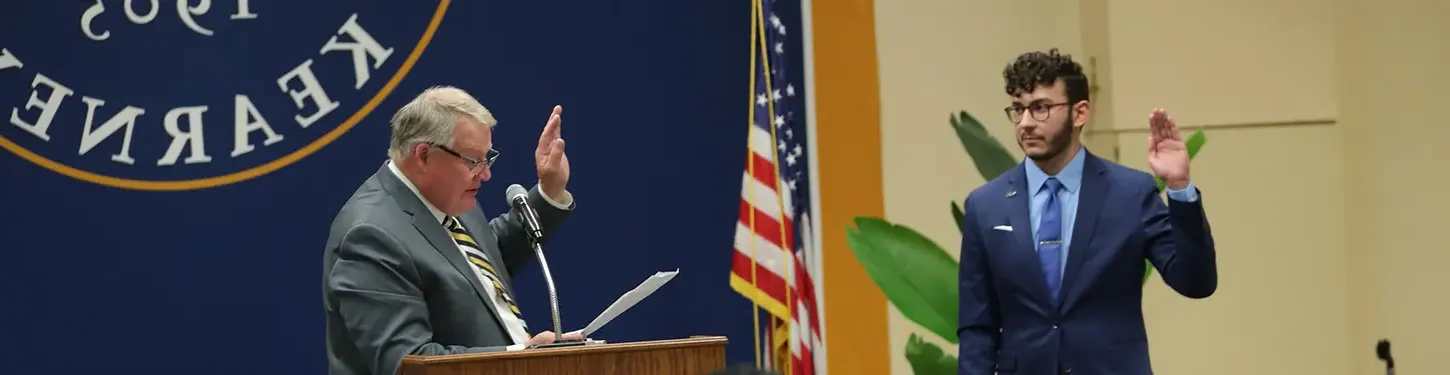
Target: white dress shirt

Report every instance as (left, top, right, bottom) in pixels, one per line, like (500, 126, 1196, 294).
(386, 161, 573, 351)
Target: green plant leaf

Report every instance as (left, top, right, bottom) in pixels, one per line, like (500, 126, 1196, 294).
(950, 201, 965, 234)
(1185, 129, 1207, 159)
(1143, 259, 1153, 285)
(844, 217, 959, 343)
(1153, 129, 1208, 190)
(950, 111, 1018, 181)
(905, 333, 957, 375)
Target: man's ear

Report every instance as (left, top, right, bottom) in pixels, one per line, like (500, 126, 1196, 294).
(413, 144, 432, 169)
(1072, 100, 1091, 129)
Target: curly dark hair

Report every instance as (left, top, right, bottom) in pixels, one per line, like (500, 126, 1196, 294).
(1002, 48, 1089, 104)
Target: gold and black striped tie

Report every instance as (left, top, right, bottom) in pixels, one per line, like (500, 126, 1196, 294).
(443, 216, 525, 323)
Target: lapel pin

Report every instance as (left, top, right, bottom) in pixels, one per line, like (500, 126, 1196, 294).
(1006, 190, 1017, 198)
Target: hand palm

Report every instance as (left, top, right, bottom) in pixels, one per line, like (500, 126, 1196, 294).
(537, 144, 569, 180)
(1148, 140, 1187, 179)
(1146, 109, 1189, 183)
(536, 106, 569, 192)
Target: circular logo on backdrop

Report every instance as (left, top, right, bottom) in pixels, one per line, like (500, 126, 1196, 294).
(0, 1, 450, 191)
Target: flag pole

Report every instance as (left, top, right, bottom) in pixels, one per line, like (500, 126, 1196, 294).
(753, 1, 793, 373)
(746, 0, 763, 368)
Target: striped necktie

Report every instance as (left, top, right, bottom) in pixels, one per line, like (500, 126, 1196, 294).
(443, 216, 526, 324)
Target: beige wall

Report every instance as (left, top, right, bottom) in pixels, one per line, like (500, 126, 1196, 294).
(1340, 0, 1450, 373)
(1106, 0, 1351, 374)
(869, 0, 1447, 373)
(1105, 0, 1340, 127)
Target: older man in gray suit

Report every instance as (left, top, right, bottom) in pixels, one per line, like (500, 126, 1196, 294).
(323, 86, 584, 375)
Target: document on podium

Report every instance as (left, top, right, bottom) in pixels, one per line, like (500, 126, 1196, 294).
(575, 269, 679, 337)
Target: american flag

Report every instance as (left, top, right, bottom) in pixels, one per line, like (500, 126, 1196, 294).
(727, 0, 822, 373)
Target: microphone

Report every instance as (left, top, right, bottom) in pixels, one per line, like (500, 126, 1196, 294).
(504, 184, 580, 348)
(506, 184, 545, 242)
(1376, 339, 1394, 375)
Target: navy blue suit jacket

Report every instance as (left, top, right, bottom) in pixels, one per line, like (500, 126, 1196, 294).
(956, 151, 1217, 375)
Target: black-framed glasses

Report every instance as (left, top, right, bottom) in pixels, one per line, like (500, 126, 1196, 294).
(1004, 101, 1071, 123)
(429, 143, 498, 172)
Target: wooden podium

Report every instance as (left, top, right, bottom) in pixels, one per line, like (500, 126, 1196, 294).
(398, 336, 728, 375)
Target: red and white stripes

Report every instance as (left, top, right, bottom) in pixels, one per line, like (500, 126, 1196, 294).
(729, 121, 822, 375)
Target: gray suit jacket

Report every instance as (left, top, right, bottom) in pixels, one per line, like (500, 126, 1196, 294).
(322, 164, 572, 375)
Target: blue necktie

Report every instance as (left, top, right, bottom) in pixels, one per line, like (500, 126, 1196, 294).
(1038, 177, 1064, 302)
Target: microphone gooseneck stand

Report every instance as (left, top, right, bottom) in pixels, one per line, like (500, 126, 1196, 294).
(510, 185, 586, 349)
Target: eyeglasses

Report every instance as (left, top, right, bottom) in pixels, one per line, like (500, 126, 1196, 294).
(1004, 101, 1071, 123)
(429, 143, 499, 172)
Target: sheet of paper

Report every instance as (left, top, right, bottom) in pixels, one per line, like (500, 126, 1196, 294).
(574, 269, 678, 337)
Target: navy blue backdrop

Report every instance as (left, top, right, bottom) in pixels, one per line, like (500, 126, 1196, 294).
(0, 1, 807, 373)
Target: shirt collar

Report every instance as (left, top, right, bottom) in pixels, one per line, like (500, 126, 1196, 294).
(387, 160, 447, 224)
(1024, 146, 1086, 195)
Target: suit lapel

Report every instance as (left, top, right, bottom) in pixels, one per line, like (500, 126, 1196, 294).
(374, 164, 507, 328)
(1059, 154, 1109, 312)
(411, 212, 508, 328)
(1004, 165, 1054, 307)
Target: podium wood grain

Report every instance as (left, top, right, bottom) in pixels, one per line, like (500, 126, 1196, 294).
(399, 336, 728, 375)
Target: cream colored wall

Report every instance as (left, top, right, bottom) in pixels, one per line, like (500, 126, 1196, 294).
(872, 0, 1081, 373)
(1105, 1, 1340, 127)
(871, 0, 1447, 373)
(1105, 0, 1352, 374)
(1340, 0, 1450, 373)
(1116, 130, 1351, 375)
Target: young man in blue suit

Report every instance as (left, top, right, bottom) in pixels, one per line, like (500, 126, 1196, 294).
(956, 49, 1218, 375)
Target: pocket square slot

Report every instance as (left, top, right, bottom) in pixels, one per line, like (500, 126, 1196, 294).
(992, 225, 1013, 231)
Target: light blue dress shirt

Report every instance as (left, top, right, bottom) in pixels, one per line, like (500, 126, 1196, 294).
(1024, 147, 1199, 278)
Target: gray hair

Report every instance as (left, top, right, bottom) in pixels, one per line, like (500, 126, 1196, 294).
(387, 86, 498, 161)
